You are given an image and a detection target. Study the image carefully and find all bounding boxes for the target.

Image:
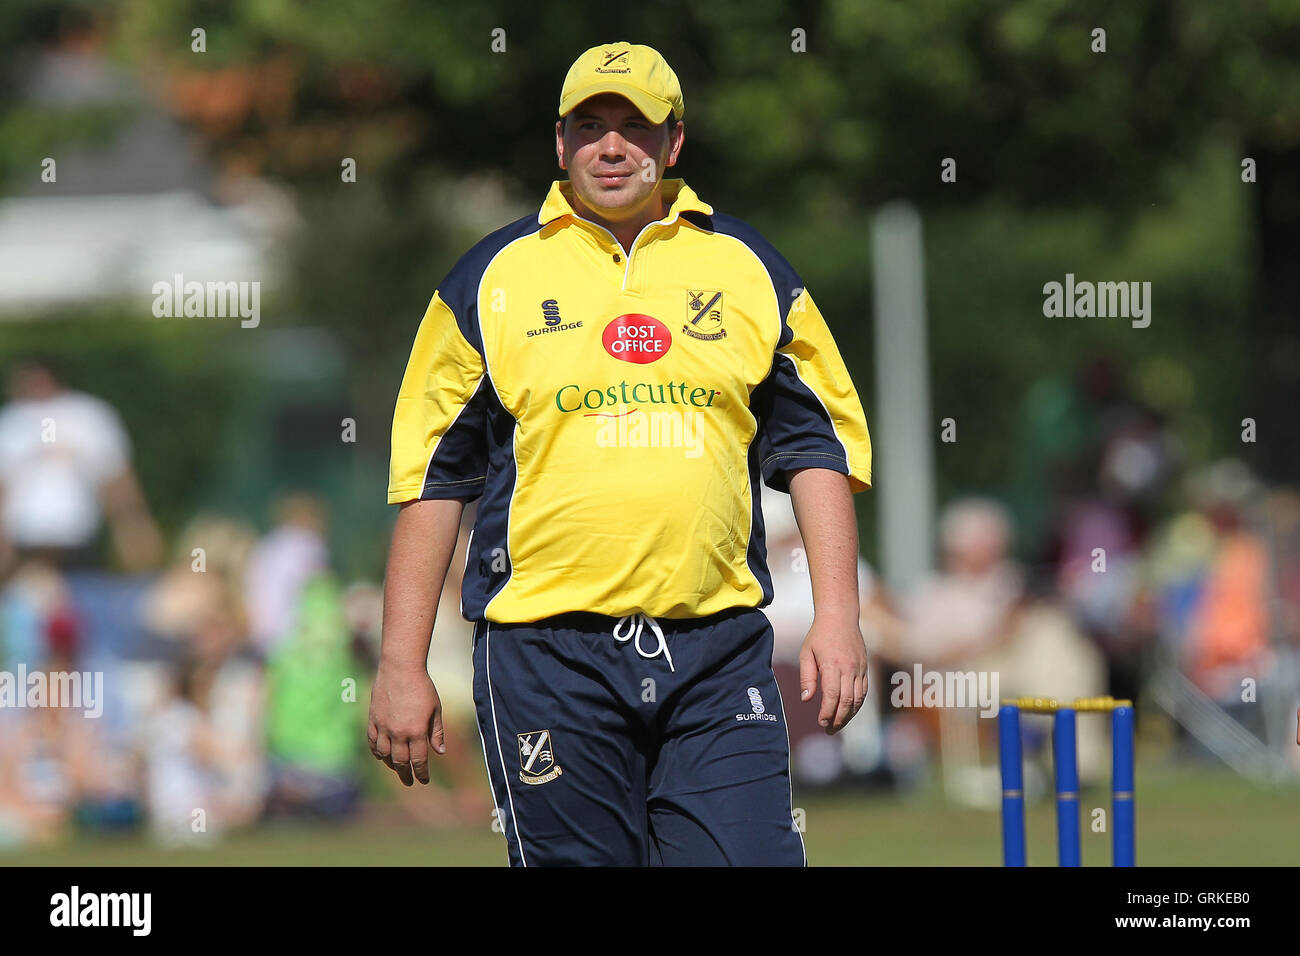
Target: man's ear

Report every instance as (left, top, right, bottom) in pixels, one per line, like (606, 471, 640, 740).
(665, 119, 684, 168)
(555, 120, 567, 170)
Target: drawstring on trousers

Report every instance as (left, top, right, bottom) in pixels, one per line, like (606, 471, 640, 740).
(611, 612, 675, 672)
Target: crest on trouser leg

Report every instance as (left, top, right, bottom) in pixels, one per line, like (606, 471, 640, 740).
(517, 729, 564, 785)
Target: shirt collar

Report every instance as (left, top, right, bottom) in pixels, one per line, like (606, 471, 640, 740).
(537, 178, 713, 227)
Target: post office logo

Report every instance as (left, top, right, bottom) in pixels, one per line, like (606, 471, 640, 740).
(603, 314, 671, 363)
(517, 729, 564, 785)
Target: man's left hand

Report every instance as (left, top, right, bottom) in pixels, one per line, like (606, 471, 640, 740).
(798, 614, 869, 734)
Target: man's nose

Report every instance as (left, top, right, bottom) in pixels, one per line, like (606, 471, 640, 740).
(598, 131, 627, 158)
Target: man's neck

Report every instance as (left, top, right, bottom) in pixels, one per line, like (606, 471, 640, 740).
(569, 189, 667, 254)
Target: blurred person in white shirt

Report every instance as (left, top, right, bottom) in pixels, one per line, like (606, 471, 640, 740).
(898, 498, 1107, 797)
(0, 358, 162, 575)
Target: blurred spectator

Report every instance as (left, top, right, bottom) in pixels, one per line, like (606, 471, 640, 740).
(144, 513, 257, 649)
(1181, 460, 1273, 700)
(1136, 509, 1218, 650)
(0, 696, 87, 847)
(0, 357, 162, 576)
(1, 559, 69, 668)
(897, 498, 1108, 798)
(762, 493, 895, 789)
(136, 512, 265, 840)
(0, 573, 120, 846)
(1052, 412, 1179, 703)
(264, 573, 363, 820)
(1054, 497, 1144, 701)
(1011, 356, 1180, 570)
(189, 575, 266, 828)
(145, 656, 223, 846)
(243, 492, 329, 657)
(1019, 359, 1181, 703)
(901, 499, 1025, 667)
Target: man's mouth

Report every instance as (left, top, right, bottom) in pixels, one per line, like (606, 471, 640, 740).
(594, 171, 631, 186)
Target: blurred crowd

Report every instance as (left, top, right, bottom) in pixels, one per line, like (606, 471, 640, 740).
(1, 354, 1297, 849)
(767, 357, 1300, 802)
(0, 359, 487, 849)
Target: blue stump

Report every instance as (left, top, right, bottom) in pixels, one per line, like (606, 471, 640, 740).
(1112, 705, 1136, 866)
(1054, 708, 1080, 866)
(999, 705, 1026, 867)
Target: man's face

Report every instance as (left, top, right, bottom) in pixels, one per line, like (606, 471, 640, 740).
(556, 93, 683, 222)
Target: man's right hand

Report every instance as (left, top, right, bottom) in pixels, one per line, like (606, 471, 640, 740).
(368, 661, 444, 786)
(370, 497, 464, 785)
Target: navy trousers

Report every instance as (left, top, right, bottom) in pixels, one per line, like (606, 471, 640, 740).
(471, 606, 806, 866)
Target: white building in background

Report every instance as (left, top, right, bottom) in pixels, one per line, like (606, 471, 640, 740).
(0, 50, 295, 316)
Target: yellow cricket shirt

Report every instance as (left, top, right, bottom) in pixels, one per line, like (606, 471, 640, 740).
(389, 179, 871, 622)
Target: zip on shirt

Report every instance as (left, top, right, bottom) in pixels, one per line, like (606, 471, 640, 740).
(567, 209, 687, 291)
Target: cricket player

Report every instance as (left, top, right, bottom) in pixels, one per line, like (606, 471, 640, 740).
(369, 42, 873, 866)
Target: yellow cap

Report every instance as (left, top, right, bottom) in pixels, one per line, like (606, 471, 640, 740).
(558, 42, 684, 125)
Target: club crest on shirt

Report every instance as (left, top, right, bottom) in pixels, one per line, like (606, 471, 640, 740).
(684, 289, 727, 341)
(517, 729, 563, 785)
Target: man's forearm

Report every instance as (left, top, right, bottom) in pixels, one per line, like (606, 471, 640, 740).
(787, 468, 860, 622)
(380, 497, 466, 670)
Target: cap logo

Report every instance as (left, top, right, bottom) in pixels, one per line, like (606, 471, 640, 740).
(595, 49, 631, 74)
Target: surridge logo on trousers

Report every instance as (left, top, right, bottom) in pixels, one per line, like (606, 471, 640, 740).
(736, 686, 777, 722)
(517, 729, 564, 784)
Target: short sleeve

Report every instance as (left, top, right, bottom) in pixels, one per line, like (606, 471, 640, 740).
(753, 288, 872, 493)
(387, 290, 490, 504)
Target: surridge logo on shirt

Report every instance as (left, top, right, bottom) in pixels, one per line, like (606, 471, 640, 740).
(684, 289, 727, 341)
(526, 298, 583, 338)
(518, 729, 563, 784)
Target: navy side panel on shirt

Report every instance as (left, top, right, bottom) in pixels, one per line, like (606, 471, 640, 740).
(419, 214, 540, 619)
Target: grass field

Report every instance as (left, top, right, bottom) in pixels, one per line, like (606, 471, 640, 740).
(5, 760, 1297, 866)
